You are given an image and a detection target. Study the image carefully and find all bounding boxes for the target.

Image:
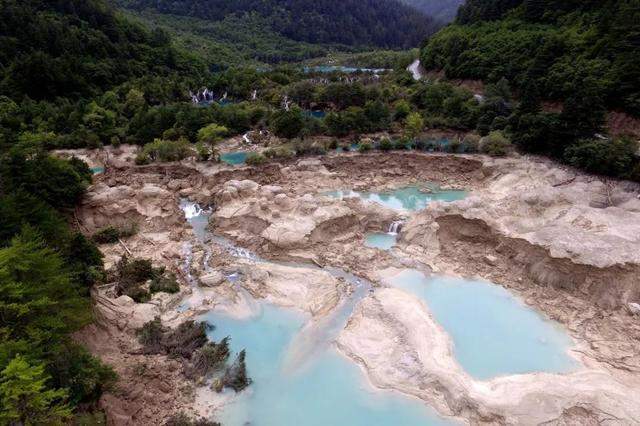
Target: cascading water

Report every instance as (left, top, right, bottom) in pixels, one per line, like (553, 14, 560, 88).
(388, 220, 403, 235)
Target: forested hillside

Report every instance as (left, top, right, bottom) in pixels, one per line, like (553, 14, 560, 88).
(397, 0, 465, 23)
(0, 0, 207, 421)
(422, 0, 640, 116)
(0, 0, 208, 101)
(419, 0, 640, 179)
(117, 0, 440, 48)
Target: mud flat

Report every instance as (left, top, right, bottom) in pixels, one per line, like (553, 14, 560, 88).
(73, 149, 640, 424)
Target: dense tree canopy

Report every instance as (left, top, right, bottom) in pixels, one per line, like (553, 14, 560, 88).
(422, 0, 640, 115)
(118, 0, 440, 49)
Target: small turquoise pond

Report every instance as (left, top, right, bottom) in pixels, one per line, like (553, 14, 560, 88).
(221, 151, 248, 165)
(326, 185, 467, 211)
(388, 270, 577, 380)
(303, 65, 387, 74)
(365, 233, 397, 250)
(201, 304, 451, 426)
(90, 166, 105, 174)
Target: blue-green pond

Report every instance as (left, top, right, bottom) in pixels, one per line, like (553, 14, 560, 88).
(326, 185, 467, 211)
(365, 233, 397, 250)
(387, 269, 577, 380)
(221, 151, 248, 165)
(201, 304, 452, 426)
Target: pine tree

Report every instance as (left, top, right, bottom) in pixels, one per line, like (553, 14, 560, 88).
(0, 355, 71, 425)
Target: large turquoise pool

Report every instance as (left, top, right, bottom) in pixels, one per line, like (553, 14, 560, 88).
(387, 269, 578, 380)
(201, 304, 452, 426)
(325, 185, 467, 211)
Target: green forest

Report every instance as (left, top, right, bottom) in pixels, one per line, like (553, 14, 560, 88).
(421, 0, 640, 179)
(117, 0, 440, 49)
(1, 0, 639, 422)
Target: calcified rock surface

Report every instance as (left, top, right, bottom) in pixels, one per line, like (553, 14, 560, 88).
(72, 148, 640, 425)
(337, 278, 640, 425)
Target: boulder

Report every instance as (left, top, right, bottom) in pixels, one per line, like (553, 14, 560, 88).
(200, 271, 226, 287)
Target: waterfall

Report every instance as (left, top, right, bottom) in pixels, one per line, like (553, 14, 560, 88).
(183, 202, 208, 219)
(283, 95, 290, 111)
(221, 91, 228, 101)
(388, 220, 403, 235)
(181, 242, 197, 286)
(243, 132, 251, 144)
(251, 90, 257, 100)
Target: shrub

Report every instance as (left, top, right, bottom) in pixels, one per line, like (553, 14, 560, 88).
(450, 139, 462, 153)
(165, 412, 220, 426)
(379, 138, 393, 151)
(141, 138, 193, 163)
(92, 227, 120, 244)
(461, 133, 481, 153)
(264, 146, 295, 160)
(92, 224, 137, 244)
(293, 140, 326, 156)
(186, 338, 231, 379)
(195, 141, 211, 161)
(358, 142, 372, 152)
(564, 137, 638, 178)
(393, 137, 412, 150)
(327, 139, 339, 150)
(124, 286, 150, 303)
(220, 350, 252, 393)
(135, 152, 150, 165)
(150, 273, 180, 294)
(115, 257, 165, 302)
(137, 317, 165, 354)
(480, 131, 512, 157)
(245, 152, 267, 166)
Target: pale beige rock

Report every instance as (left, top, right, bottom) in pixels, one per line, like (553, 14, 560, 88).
(242, 262, 345, 317)
(199, 271, 225, 287)
(338, 286, 640, 424)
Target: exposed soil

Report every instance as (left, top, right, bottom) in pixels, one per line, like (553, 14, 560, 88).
(73, 147, 640, 425)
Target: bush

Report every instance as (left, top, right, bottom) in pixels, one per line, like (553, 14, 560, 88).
(293, 140, 326, 157)
(186, 338, 230, 379)
(135, 152, 150, 165)
(150, 273, 180, 294)
(264, 146, 296, 160)
(165, 412, 220, 426)
(245, 152, 267, 166)
(327, 139, 339, 150)
(92, 224, 137, 244)
(140, 138, 193, 163)
(393, 137, 412, 150)
(461, 133, 481, 153)
(92, 227, 120, 244)
(115, 257, 165, 302)
(564, 138, 638, 178)
(379, 138, 393, 151)
(480, 131, 512, 157)
(137, 317, 165, 354)
(220, 350, 252, 393)
(358, 142, 372, 152)
(125, 286, 151, 303)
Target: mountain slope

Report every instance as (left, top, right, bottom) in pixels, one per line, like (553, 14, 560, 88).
(0, 0, 207, 101)
(117, 0, 440, 49)
(397, 0, 465, 23)
(421, 0, 640, 115)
